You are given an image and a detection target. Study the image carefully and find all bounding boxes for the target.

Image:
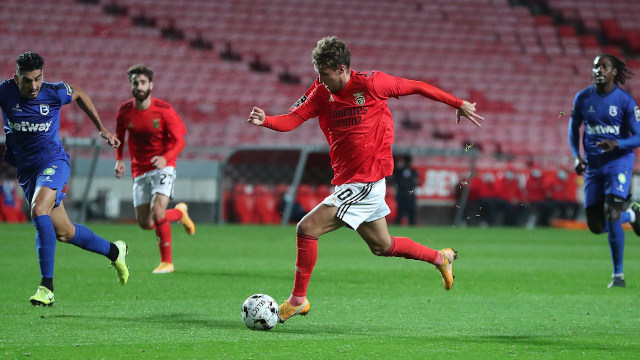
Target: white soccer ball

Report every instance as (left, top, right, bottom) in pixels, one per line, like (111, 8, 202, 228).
(241, 294, 279, 331)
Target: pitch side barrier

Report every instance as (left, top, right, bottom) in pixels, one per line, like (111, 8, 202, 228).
(218, 144, 478, 226)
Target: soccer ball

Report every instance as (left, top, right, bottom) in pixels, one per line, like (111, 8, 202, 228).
(241, 294, 279, 331)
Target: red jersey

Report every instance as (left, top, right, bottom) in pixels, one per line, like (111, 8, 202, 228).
(265, 71, 462, 185)
(115, 98, 186, 178)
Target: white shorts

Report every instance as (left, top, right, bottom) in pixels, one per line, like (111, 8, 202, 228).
(132, 167, 176, 207)
(322, 178, 390, 230)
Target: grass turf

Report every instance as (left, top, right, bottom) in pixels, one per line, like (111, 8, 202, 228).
(0, 224, 638, 359)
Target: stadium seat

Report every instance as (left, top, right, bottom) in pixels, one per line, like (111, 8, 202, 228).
(253, 184, 281, 224)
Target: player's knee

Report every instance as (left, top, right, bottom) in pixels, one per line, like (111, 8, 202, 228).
(586, 219, 605, 234)
(138, 220, 154, 230)
(55, 226, 75, 242)
(369, 243, 388, 256)
(30, 202, 50, 218)
(585, 203, 606, 234)
(151, 208, 166, 221)
(296, 218, 313, 236)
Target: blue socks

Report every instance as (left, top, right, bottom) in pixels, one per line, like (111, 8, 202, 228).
(68, 223, 111, 256)
(619, 210, 631, 224)
(33, 215, 57, 281)
(32, 219, 114, 291)
(607, 220, 625, 275)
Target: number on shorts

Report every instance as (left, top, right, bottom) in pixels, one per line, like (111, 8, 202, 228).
(159, 173, 173, 185)
(337, 188, 353, 201)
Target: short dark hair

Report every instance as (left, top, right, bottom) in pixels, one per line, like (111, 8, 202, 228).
(16, 51, 44, 73)
(127, 64, 154, 82)
(312, 36, 350, 70)
(600, 54, 633, 85)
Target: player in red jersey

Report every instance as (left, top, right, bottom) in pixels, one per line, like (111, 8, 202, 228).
(248, 36, 483, 323)
(114, 64, 195, 274)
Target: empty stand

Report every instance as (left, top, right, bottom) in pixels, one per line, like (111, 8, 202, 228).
(1, 0, 638, 169)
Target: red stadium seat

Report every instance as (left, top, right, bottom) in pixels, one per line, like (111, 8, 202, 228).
(253, 184, 281, 224)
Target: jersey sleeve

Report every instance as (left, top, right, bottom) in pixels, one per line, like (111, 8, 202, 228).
(264, 85, 321, 131)
(53, 82, 74, 106)
(371, 71, 463, 108)
(616, 96, 640, 150)
(568, 92, 583, 158)
(289, 78, 320, 112)
(161, 106, 186, 160)
(115, 106, 127, 161)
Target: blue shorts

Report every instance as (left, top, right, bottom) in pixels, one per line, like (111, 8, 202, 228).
(17, 158, 70, 207)
(584, 160, 633, 208)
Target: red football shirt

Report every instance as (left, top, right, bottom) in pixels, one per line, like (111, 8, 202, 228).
(115, 98, 187, 178)
(265, 71, 463, 185)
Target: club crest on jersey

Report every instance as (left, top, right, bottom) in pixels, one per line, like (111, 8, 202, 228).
(609, 105, 618, 117)
(353, 92, 365, 105)
(43, 168, 55, 176)
(152, 118, 160, 129)
(39, 104, 49, 115)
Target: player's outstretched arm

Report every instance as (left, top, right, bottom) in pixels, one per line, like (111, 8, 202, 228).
(248, 106, 306, 131)
(247, 106, 265, 126)
(456, 100, 483, 127)
(248, 106, 266, 126)
(71, 85, 120, 148)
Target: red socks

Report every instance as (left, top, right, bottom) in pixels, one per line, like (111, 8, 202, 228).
(292, 233, 318, 297)
(165, 208, 183, 222)
(154, 217, 172, 263)
(384, 236, 442, 265)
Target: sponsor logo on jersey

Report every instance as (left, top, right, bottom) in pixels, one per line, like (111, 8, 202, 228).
(291, 94, 308, 109)
(43, 168, 55, 175)
(7, 119, 52, 132)
(329, 94, 334, 102)
(618, 173, 627, 184)
(152, 118, 160, 129)
(609, 105, 618, 117)
(330, 106, 368, 128)
(11, 103, 22, 112)
(353, 92, 365, 105)
(585, 124, 620, 135)
(587, 105, 595, 113)
(40, 104, 50, 115)
(634, 106, 640, 121)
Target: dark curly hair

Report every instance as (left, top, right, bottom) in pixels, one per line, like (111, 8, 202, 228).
(16, 51, 44, 73)
(599, 54, 633, 85)
(127, 64, 154, 82)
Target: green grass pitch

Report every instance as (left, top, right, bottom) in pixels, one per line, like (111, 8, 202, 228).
(1, 223, 638, 359)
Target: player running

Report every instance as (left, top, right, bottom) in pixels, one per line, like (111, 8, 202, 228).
(569, 54, 640, 288)
(114, 64, 194, 274)
(0, 52, 129, 306)
(247, 36, 483, 323)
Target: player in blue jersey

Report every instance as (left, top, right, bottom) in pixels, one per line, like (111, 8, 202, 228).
(569, 54, 640, 288)
(0, 52, 130, 306)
